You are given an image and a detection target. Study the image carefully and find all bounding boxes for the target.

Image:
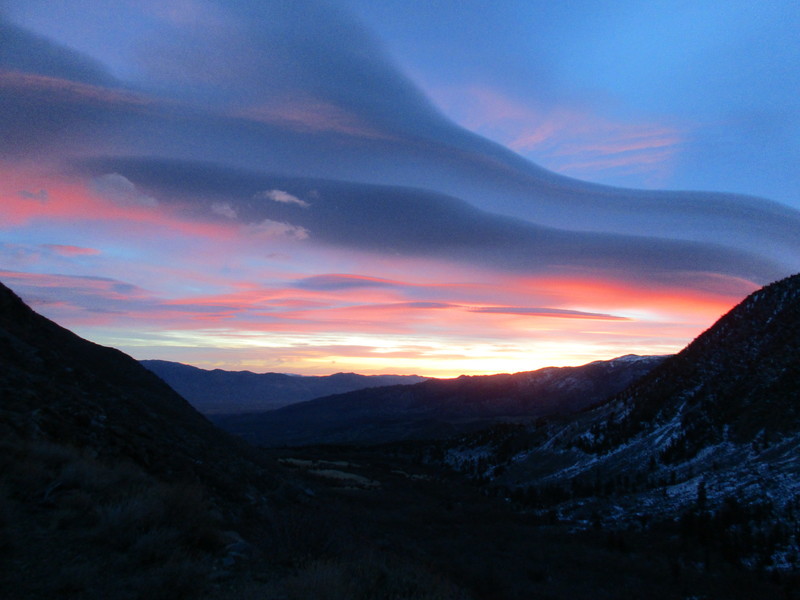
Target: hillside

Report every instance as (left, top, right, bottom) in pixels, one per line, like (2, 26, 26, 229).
(140, 360, 425, 414)
(0, 281, 283, 598)
(0, 281, 271, 486)
(214, 355, 666, 446)
(441, 273, 800, 568)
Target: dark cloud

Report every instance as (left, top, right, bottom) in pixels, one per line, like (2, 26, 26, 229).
(159, 303, 241, 314)
(0, 69, 157, 159)
(135, 0, 445, 133)
(75, 156, 784, 288)
(403, 302, 453, 309)
(4, 4, 799, 280)
(295, 275, 402, 291)
(126, 1, 800, 268)
(347, 301, 456, 311)
(470, 307, 629, 321)
(17, 189, 48, 202)
(0, 18, 115, 85)
(91, 173, 158, 207)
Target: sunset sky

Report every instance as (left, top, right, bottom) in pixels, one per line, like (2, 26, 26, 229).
(2, 1, 799, 376)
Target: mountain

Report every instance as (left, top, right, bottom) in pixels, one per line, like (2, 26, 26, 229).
(213, 354, 667, 447)
(0, 281, 281, 597)
(0, 282, 265, 482)
(139, 359, 425, 414)
(441, 273, 800, 567)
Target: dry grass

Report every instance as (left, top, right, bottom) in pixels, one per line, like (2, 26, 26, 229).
(0, 435, 227, 599)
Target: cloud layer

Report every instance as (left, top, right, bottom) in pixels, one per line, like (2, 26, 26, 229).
(1, 1, 798, 375)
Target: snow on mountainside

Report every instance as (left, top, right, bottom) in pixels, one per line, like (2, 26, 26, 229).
(441, 273, 800, 568)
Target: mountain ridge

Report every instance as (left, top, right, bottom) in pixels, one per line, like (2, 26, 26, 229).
(213, 354, 668, 446)
(140, 359, 425, 414)
(0, 278, 286, 597)
(0, 279, 279, 498)
(439, 274, 800, 558)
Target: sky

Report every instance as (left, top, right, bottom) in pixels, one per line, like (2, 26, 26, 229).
(1, 0, 799, 377)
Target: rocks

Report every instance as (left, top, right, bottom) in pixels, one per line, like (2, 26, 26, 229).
(217, 531, 254, 570)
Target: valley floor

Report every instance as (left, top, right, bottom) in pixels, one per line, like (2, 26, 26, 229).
(2, 435, 798, 600)
(208, 443, 797, 600)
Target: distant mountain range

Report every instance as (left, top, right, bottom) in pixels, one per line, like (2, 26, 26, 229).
(212, 354, 668, 446)
(139, 360, 425, 415)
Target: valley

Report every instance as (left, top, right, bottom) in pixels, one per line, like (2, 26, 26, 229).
(1, 275, 799, 599)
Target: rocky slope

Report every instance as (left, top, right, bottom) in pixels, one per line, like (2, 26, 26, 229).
(441, 273, 800, 568)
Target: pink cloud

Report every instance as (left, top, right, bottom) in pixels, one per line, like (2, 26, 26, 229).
(0, 270, 153, 326)
(244, 219, 309, 241)
(0, 168, 240, 241)
(469, 306, 630, 320)
(41, 244, 101, 257)
(561, 131, 682, 155)
(0, 183, 759, 378)
(237, 96, 391, 140)
(0, 70, 156, 111)
(427, 85, 684, 185)
(0, 263, 755, 377)
(511, 273, 755, 324)
(555, 149, 677, 175)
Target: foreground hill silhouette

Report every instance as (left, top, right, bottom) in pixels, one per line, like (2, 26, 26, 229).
(0, 280, 266, 484)
(0, 280, 284, 597)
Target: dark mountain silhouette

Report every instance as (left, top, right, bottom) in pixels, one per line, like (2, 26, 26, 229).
(0, 280, 282, 597)
(0, 281, 265, 483)
(140, 359, 425, 414)
(213, 354, 667, 446)
(587, 272, 800, 452)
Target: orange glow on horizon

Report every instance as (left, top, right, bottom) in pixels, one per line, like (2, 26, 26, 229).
(31, 273, 747, 377)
